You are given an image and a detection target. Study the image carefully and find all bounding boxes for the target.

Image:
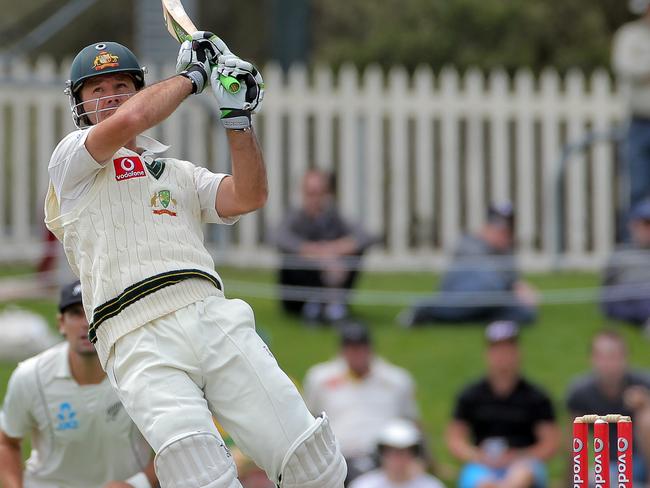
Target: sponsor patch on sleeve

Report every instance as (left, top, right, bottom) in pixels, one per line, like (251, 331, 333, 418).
(114, 157, 146, 181)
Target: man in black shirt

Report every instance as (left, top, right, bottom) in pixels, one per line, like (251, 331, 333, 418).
(445, 321, 560, 488)
(566, 329, 650, 484)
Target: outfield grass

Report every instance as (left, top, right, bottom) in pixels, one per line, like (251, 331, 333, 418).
(1, 266, 648, 487)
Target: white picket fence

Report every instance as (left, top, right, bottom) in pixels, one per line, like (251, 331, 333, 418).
(0, 58, 625, 271)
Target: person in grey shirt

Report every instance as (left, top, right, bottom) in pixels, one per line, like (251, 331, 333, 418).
(398, 203, 538, 327)
(566, 329, 650, 484)
(274, 169, 375, 323)
(601, 197, 650, 326)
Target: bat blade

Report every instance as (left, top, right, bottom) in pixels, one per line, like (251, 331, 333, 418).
(160, 0, 241, 94)
(161, 0, 197, 42)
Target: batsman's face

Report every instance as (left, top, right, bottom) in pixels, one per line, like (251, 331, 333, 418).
(79, 73, 137, 125)
(58, 304, 96, 357)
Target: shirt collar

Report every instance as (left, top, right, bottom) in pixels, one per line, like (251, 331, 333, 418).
(54, 342, 73, 379)
(135, 134, 170, 156)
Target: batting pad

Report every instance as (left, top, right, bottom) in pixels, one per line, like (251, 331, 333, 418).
(278, 413, 347, 488)
(155, 432, 242, 488)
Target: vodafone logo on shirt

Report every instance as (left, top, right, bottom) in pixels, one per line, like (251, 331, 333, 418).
(113, 157, 146, 181)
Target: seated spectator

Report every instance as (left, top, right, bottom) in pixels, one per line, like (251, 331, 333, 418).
(600, 196, 650, 327)
(566, 329, 650, 485)
(275, 169, 375, 323)
(303, 321, 420, 483)
(445, 321, 560, 488)
(399, 203, 538, 328)
(349, 419, 445, 488)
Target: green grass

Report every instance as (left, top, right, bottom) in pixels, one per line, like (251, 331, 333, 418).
(1, 267, 649, 487)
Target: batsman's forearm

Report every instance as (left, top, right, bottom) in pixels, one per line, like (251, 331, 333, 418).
(119, 76, 194, 135)
(226, 128, 268, 211)
(0, 443, 23, 488)
(88, 75, 195, 163)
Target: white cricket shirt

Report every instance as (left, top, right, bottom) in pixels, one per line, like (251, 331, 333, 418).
(48, 128, 229, 216)
(0, 342, 151, 488)
(303, 356, 420, 458)
(45, 129, 238, 366)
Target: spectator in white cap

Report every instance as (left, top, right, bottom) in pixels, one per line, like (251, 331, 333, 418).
(0, 280, 158, 488)
(613, 1, 650, 213)
(445, 321, 560, 488)
(349, 419, 444, 488)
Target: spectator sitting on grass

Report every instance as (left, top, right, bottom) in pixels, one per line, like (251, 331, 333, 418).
(600, 196, 650, 328)
(445, 321, 560, 488)
(566, 329, 650, 485)
(303, 321, 420, 484)
(274, 169, 375, 324)
(398, 203, 538, 328)
(349, 419, 445, 488)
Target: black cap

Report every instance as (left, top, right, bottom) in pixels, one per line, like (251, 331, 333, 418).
(338, 321, 371, 346)
(59, 280, 83, 312)
(485, 320, 519, 344)
(487, 201, 515, 229)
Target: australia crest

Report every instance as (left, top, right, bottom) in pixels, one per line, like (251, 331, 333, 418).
(151, 190, 178, 216)
(93, 51, 120, 71)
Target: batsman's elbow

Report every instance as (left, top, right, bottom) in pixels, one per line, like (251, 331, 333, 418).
(232, 189, 268, 215)
(254, 187, 269, 209)
(243, 190, 268, 213)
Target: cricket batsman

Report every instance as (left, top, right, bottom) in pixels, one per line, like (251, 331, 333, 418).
(44, 34, 347, 488)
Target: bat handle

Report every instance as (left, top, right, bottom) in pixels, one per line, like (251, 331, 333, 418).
(219, 74, 240, 94)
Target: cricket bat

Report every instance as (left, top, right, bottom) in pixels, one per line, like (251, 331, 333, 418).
(161, 0, 240, 93)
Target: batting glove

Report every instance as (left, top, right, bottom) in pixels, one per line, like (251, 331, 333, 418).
(187, 31, 231, 62)
(210, 54, 265, 130)
(176, 39, 211, 95)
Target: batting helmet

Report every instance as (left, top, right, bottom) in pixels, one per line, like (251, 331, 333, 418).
(65, 41, 145, 128)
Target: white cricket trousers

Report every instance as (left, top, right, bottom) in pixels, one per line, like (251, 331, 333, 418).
(105, 294, 316, 481)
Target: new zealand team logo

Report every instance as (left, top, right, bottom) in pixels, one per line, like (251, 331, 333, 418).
(114, 157, 146, 181)
(151, 190, 178, 216)
(106, 401, 123, 421)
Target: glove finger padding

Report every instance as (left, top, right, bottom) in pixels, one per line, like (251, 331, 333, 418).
(189, 31, 231, 62)
(175, 39, 194, 73)
(176, 39, 211, 95)
(217, 56, 256, 78)
(210, 56, 265, 130)
(218, 55, 264, 110)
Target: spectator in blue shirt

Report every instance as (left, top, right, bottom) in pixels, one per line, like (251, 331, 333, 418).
(601, 197, 650, 327)
(399, 203, 538, 327)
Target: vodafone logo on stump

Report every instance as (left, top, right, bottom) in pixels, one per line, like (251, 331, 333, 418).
(114, 157, 146, 181)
